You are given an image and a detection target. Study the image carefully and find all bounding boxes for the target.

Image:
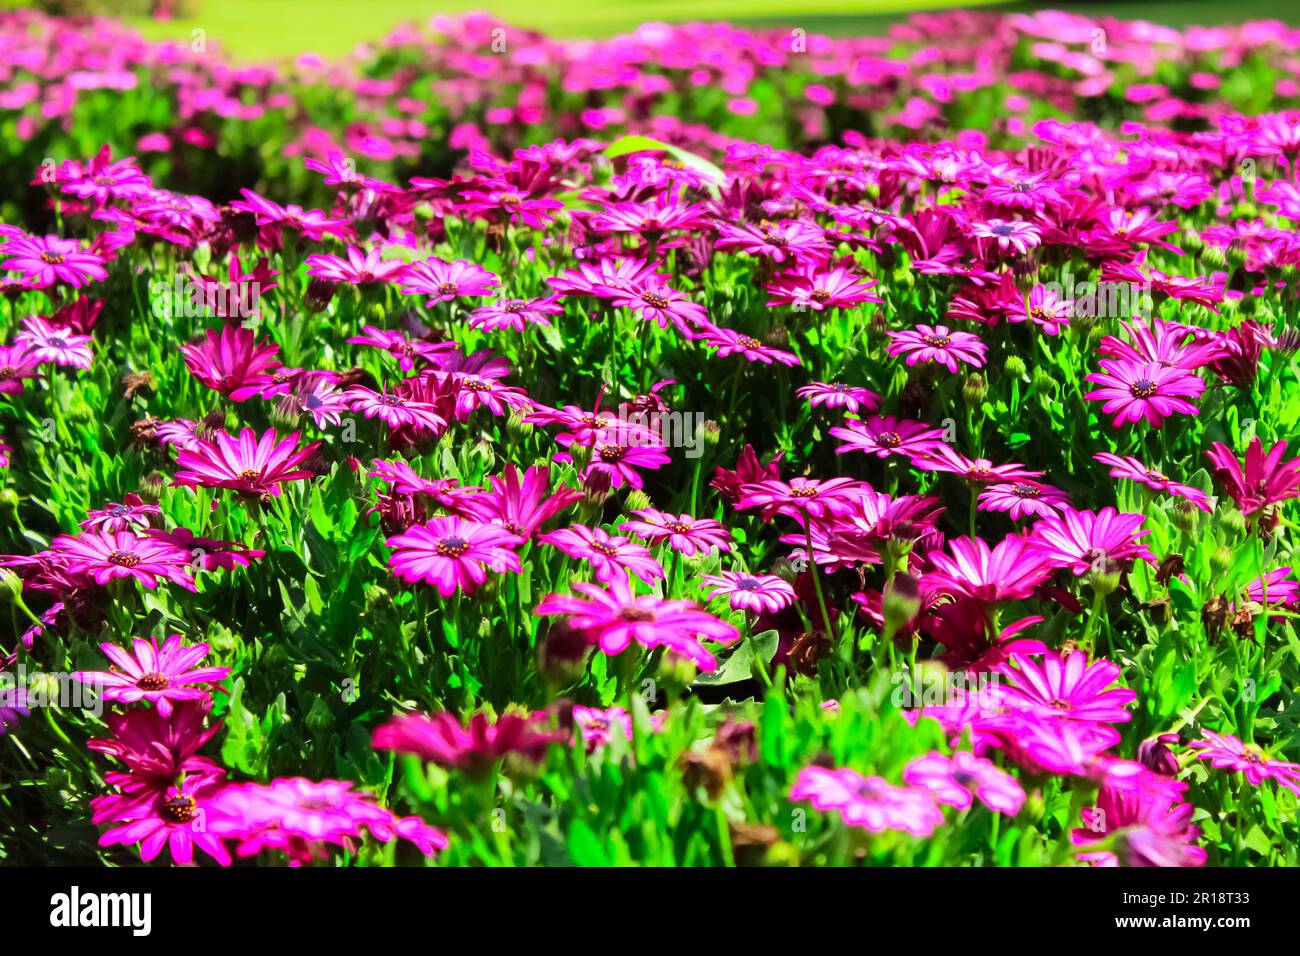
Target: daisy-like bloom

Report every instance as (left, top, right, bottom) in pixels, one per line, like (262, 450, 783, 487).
(539, 525, 665, 585)
(439, 370, 532, 422)
(583, 428, 672, 491)
(610, 281, 711, 339)
(1093, 453, 1213, 512)
(1188, 731, 1300, 795)
(790, 766, 943, 837)
(1205, 437, 1300, 516)
(1083, 359, 1205, 429)
(87, 701, 222, 795)
(51, 528, 196, 591)
(902, 751, 1025, 815)
(699, 571, 796, 614)
(209, 778, 434, 864)
(283, 371, 350, 428)
(572, 705, 634, 752)
(700, 326, 801, 366)
(978, 481, 1072, 521)
(145, 527, 266, 573)
(535, 576, 739, 672)
(400, 257, 500, 305)
(764, 263, 882, 312)
(993, 652, 1136, 725)
(14, 316, 93, 369)
(457, 464, 582, 538)
(714, 218, 831, 265)
(1071, 787, 1206, 868)
(172, 428, 319, 498)
(969, 218, 1041, 254)
(346, 326, 456, 372)
(0, 343, 40, 396)
(345, 386, 448, 432)
(829, 415, 946, 460)
(1029, 507, 1155, 576)
(737, 476, 867, 521)
(154, 419, 203, 452)
(179, 326, 281, 401)
(305, 246, 406, 285)
(386, 516, 524, 597)
(60, 147, 152, 204)
(1098, 318, 1227, 370)
(77, 634, 231, 717)
(467, 295, 565, 333)
(230, 190, 353, 242)
(1, 234, 107, 288)
(619, 509, 733, 557)
(913, 444, 1044, 484)
(98, 775, 233, 867)
(81, 494, 160, 533)
(372, 711, 564, 777)
(1245, 568, 1300, 609)
(1022, 284, 1073, 335)
(796, 381, 881, 414)
(927, 535, 1052, 603)
(885, 324, 987, 373)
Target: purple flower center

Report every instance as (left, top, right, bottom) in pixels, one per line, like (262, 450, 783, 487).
(1013, 483, 1040, 498)
(667, 522, 692, 535)
(137, 672, 170, 691)
(159, 795, 198, 824)
(436, 537, 470, 557)
(877, 432, 902, 448)
(598, 444, 627, 463)
(39, 252, 67, 265)
(790, 485, 818, 498)
(590, 541, 620, 557)
(437, 282, 458, 296)
(642, 291, 670, 310)
(1129, 379, 1158, 399)
(503, 301, 527, 313)
(107, 550, 141, 567)
(737, 577, 760, 590)
(921, 335, 951, 348)
(990, 223, 1016, 237)
(737, 336, 763, 350)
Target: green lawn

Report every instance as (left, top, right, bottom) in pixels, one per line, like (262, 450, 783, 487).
(109, 0, 1300, 62)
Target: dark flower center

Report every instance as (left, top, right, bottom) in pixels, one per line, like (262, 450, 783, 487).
(48, 337, 68, 349)
(237, 468, 262, 482)
(437, 282, 458, 296)
(790, 486, 818, 498)
(598, 444, 626, 463)
(463, 379, 491, 392)
(810, 289, 832, 303)
(1145, 469, 1168, 483)
(591, 542, 620, 557)
(922, 335, 951, 348)
(991, 223, 1016, 236)
(877, 432, 902, 448)
(737, 336, 763, 350)
(737, 577, 760, 589)
(107, 550, 141, 567)
(436, 537, 470, 557)
(1129, 379, 1158, 399)
(618, 606, 657, 622)
(667, 522, 692, 534)
(39, 252, 67, 265)
(379, 394, 404, 407)
(642, 292, 670, 310)
(159, 795, 198, 824)
(503, 301, 526, 313)
(136, 672, 170, 691)
(1013, 483, 1040, 498)
(109, 505, 131, 516)
(0, 366, 15, 379)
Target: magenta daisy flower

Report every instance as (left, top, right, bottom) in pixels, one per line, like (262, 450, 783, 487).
(1, 234, 107, 288)
(737, 476, 866, 521)
(796, 381, 881, 414)
(790, 766, 943, 836)
(0, 344, 40, 396)
(619, 509, 733, 556)
(714, 218, 831, 265)
(467, 295, 565, 333)
(764, 263, 882, 311)
(1205, 437, 1300, 516)
(400, 257, 500, 305)
(539, 525, 665, 585)
(583, 430, 671, 491)
(347, 326, 456, 372)
(1029, 507, 1155, 575)
(81, 494, 161, 533)
(902, 751, 1025, 815)
(977, 481, 1072, 520)
(98, 775, 233, 867)
(306, 246, 406, 285)
(172, 428, 319, 498)
(77, 634, 230, 717)
(14, 316, 94, 369)
(700, 326, 801, 366)
(913, 444, 1044, 483)
(535, 577, 739, 672)
(1084, 359, 1205, 428)
(386, 516, 524, 597)
(829, 415, 946, 460)
(345, 386, 449, 432)
(179, 326, 281, 401)
(572, 705, 634, 751)
(885, 324, 987, 373)
(927, 535, 1052, 603)
(969, 218, 1041, 254)
(51, 528, 196, 590)
(1072, 786, 1205, 867)
(372, 711, 564, 776)
(1188, 731, 1300, 795)
(1093, 453, 1213, 512)
(611, 282, 711, 338)
(993, 651, 1136, 724)
(699, 571, 796, 614)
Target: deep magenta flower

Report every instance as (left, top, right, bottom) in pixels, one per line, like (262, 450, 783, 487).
(764, 263, 882, 311)
(51, 528, 196, 590)
(540, 525, 664, 584)
(1029, 507, 1154, 575)
(306, 246, 406, 285)
(172, 428, 319, 497)
(1, 234, 107, 288)
(467, 295, 565, 332)
(1084, 359, 1205, 428)
(81, 494, 161, 533)
(885, 324, 987, 372)
(14, 316, 93, 369)
(902, 751, 1025, 815)
(913, 444, 1044, 484)
(969, 218, 1041, 254)
(179, 326, 281, 401)
(700, 326, 801, 366)
(926, 535, 1051, 603)
(619, 509, 733, 556)
(737, 476, 867, 521)
(98, 775, 233, 866)
(978, 481, 1072, 520)
(796, 381, 881, 414)
(829, 416, 946, 460)
(699, 572, 796, 614)
(790, 766, 943, 836)
(400, 257, 500, 305)
(1205, 437, 1300, 516)
(77, 634, 230, 716)
(457, 464, 581, 538)
(346, 386, 448, 432)
(372, 711, 564, 776)
(386, 516, 524, 597)
(1094, 453, 1213, 512)
(1189, 731, 1300, 795)
(347, 326, 457, 371)
(993, 652, 1136, 725)
(1071, 787, 1205, 867)
(535, 576, 739, 671)
(583, 429, 671, 490)
(0, 344, 40, 396)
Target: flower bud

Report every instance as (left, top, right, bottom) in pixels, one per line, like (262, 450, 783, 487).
(962, 373, 987, 408)
(701, 419, 721, 447)
(882, 572, 921, 635)
(624, 489, 651, 512)
(139, 470, 167, 503)
(0, 568, 23, 603)
(1170, 498, 1198, 535)
(1199, 244, 1226, 268)
(1004, 355, 1027, 378)
(1137, 733, 1181, 776)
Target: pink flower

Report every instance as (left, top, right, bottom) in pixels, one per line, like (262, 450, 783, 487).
(172, 428, 319, 498)
(927, 535, 1051, 603)
(885, 324, 987, 372)
(346, 386, 448, 432)
(978, 481, 1072, 520)
(1072, 786, 1205, 867)
(1029, 507, 1154, 575)
(1205, 437, 1300, 516)
(1093, 453, 1213, 511)
(993, 652, 1136, 725)
(790, 766, 943, 836)
(0, 344, 40, 396)
(700, 326, 801, 366)
(51, 528, 196, 591)
(764, 263, 882, 311)
(467, 295, 564, 332)
(830, 415, 946, 459)
(619, 509, 733, 556)
(572, 705, 634, 751)
(540, 525, 665, 584)
(699, 572, 796, 613)
(77, 634, 230, 717)
(796, 381, 881, 414)
(98, 775, 233, 866)
(2, 234, 107, 288)
(737, 476, 867, 521)
(902, 751, 1025, 815)
(1084, 359, 1205, 428)
(969, 218, 1041, 254)
(386, 517, 524, 597)
(400, 257, 500, 305)
(1189, 731, 1300, 795)
(179, 326, 281, 401)
(14, 316, 93, 369)
(372, 711, 563, 775)
(81, 494, 160, 533)
(306, 246, 406, 285)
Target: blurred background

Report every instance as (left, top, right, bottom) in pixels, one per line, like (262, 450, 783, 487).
(8, 0, 1300, 59)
